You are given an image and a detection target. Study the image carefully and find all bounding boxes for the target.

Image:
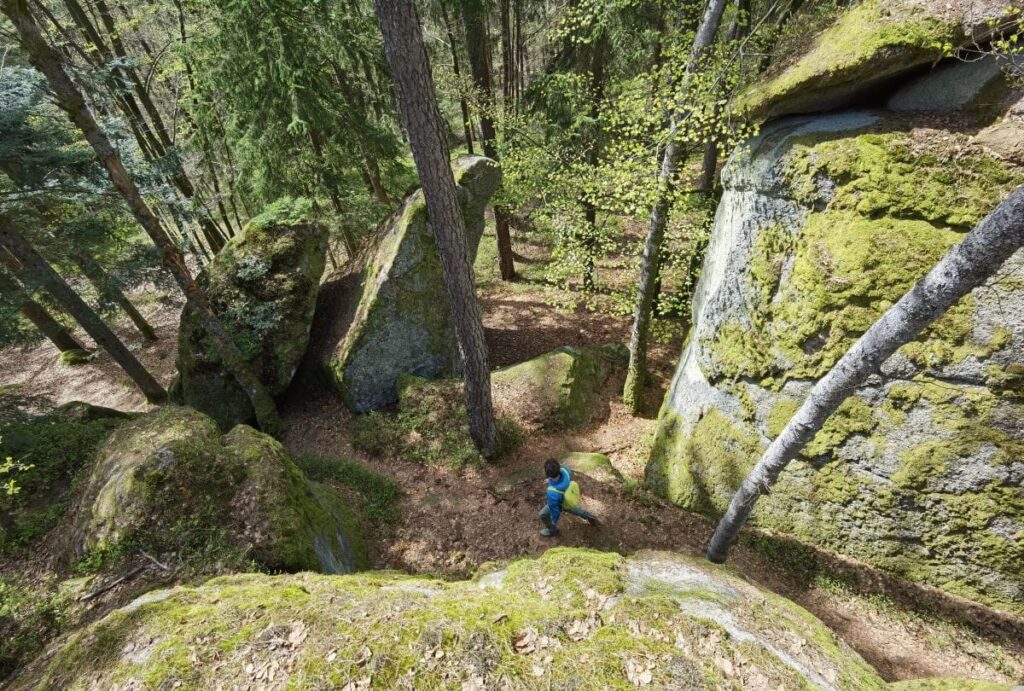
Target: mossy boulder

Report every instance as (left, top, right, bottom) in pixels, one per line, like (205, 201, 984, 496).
(739, 0, 1009, 120)
(18, 548, 894, 689)
(172, 198, 328, 430)
(646, 104, 1024, 613)
(492, 343, 626, 431)
(69, 406, 365, 574)
(310, 156, 501, 412)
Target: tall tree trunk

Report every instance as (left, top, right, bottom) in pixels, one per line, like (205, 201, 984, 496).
(623, 0, 731, 414)
(72, 252, 158, 341)
(375, 0, 498, 457)
(438, 0, 475, 154)
(0, 264, 85, 353)
(706, 186, 1024, 562)
(461, 0, 515, 280)
(3, 0, 281, 433)
(0, 224, 165, 402)
(581, 29, 608, 292)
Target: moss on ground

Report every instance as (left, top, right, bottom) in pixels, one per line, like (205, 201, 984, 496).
(18, 548, 892, 690)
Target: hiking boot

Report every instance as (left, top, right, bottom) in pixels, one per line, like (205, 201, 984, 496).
(586, 516, 600, 527)
(540, 528, 560, 538)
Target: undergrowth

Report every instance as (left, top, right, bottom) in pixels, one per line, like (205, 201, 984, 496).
(350, 378, 523, 469)
(293, 455, 402, 526)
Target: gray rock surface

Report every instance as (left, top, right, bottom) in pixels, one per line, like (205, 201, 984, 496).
(310, 156, 501, 412)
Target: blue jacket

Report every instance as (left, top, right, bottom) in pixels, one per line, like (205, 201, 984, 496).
(546, 467, 572, 524)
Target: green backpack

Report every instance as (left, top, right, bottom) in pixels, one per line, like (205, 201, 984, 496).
(554, 480, 581, 510)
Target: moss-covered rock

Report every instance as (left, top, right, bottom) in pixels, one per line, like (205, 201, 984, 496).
(739, 0, 1009, 120)
(17, 548, 896, 690)
(310, 156, 501, 412)
(646, 103, 1024, 614)
(172, 198, 328, 430)
(492, 343, 625, 431)
(69, 406, 365, 574)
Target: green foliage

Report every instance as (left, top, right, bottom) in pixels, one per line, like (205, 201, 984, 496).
(0, 415, 124, 554)
(0, 576, 71, 679)
(293, 455, 402, 526)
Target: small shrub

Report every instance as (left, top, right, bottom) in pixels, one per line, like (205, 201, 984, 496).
(0, 577, 70, 678)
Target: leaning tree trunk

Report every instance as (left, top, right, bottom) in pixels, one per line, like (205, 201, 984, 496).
(462, 0, 516, 281)
(72, 252, 158, 341)
(706, 185, 1024, 563)
(623, 0, 731, 414)
(375, 0, 498, 457)
(0, 266, 86, 353)
(0, 224, 166, 402)
(2, 0, 281, 433)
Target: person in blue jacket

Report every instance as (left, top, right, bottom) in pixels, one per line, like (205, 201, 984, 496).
(540, 458, 599, 537)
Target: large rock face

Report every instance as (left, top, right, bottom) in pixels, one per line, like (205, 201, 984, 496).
(70, 406, 365, 574)
(19, 549, 893, 690)
(173, 198, 328, 430)
(648, 31, 1024, 612)
(308, 156, 501, 412)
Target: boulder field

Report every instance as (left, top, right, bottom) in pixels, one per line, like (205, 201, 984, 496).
(647, 0, 1024, 613)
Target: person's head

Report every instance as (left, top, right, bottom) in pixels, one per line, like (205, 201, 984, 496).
(544, 458, 561, 480)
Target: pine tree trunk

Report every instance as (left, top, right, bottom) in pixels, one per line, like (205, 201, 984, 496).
(0, 224, 165, 402)
(375, 0, 498, 457)
(438, 1, 475, 154)
(623, 0, 730, 413)
(462, 0, 516, 281)
(3, 0, 281, 433)
(706, 185, 1024, 563)
(0, 266, 85, 353)
(72, 252, 158, 341)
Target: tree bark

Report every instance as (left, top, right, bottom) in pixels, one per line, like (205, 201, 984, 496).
(706, 185, 1024, 563)
(438, 0, 475, 155)
(0, 265, 85, 353)
(3, 0, 281, 433)
(0, 223, 165, 401)
(461, 0, 515, 280)
(375, 0, 498, 457)
(72, 252, 158, 341)
(623, 0, 731, 413)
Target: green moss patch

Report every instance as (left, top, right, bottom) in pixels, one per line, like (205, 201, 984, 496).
(18, 548, 885, 690)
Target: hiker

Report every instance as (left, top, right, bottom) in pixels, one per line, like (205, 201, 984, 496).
(540, 458, 599, 537)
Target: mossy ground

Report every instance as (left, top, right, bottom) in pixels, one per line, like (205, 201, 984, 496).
(350, 375, 523, 469)
(19, 548, 888, 690)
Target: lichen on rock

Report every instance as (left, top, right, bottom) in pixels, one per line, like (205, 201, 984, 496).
(310, 156, 501, 413)
(647, 80, 1024, 612)
(19, 548, 892, 690)
(70, 406, 365, 574)
(172, 197, 328, 430)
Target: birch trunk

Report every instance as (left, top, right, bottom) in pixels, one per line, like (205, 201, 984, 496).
(375, 0, 498, 456)
(623, 0, 731, 413)
(706, 185, 1024, 563)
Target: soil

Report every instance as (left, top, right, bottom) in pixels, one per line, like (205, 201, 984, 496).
(1, 231, 1022, 685)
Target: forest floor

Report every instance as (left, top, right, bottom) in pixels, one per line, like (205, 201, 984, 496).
(1, 226, 1023, 684)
